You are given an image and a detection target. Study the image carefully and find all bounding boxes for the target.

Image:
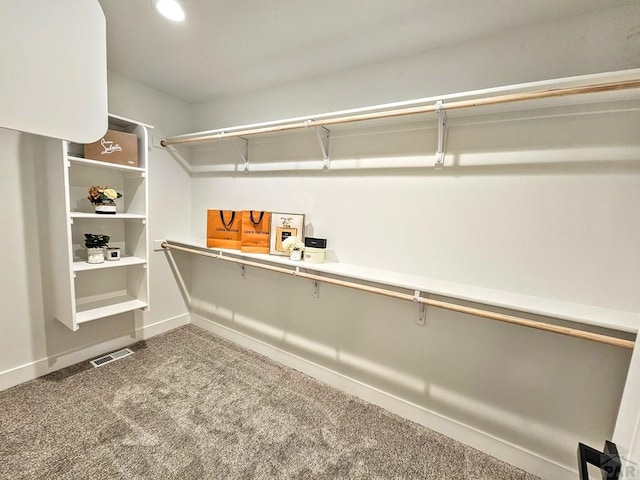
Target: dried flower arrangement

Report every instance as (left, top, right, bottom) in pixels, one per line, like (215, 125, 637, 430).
(87, 186, 122, 205)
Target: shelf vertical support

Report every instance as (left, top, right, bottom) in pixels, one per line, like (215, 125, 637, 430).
(232, 137, 249, 173)
(434, 101, 447, 170)
(315, 126, 330, 170)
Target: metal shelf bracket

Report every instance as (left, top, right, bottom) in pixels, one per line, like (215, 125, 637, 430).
(232, 137, 249, 173)
(414, 290, 426, 325)
(315, 126, 330, 170)
(434, 101, 447, 170)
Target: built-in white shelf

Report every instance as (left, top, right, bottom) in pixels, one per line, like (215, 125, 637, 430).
(70, 212, 146, 220)
(46, 114, 151, 331)
(165, 69, 640, 175)
(167, 238, 639, 335)
(67, 155, 146, 174)
(165, 69, 640, 146)
(76, 294, 148, 324)
(73, 256, 147, 272)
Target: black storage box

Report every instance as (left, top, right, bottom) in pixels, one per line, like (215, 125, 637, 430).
(304, 237, 327, 248)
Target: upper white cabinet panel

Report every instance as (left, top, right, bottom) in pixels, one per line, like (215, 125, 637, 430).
(0, 0, 108, 143)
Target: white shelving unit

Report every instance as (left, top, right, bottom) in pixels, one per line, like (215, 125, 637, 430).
(161, 69, 640, 174)
(166, 238, 639, 336)
(45, 114, 151, 331)
(164, 69, 640, 174)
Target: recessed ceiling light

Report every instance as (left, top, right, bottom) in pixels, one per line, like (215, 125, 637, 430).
(154, 0, 186, 22)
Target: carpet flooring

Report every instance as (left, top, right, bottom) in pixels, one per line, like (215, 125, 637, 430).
(0, 325, 540, 479)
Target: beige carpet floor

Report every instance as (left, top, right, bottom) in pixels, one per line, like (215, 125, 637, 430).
(0, 325, 539, 479)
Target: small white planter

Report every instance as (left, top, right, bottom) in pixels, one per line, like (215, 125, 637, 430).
(87, 247, 105, 264)
(290, 249, 303, 261)
(94, 203, 116, 214)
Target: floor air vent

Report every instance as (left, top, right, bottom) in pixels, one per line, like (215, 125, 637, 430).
(90, 348, 134, 368)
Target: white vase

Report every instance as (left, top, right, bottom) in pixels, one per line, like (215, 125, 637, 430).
(290, 250, 302, 261)
(87, 247, 105, 264)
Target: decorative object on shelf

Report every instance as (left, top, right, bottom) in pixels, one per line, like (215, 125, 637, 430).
(106, 247, 121, 261)
(206, 209, 242, 249)
(240, 210, 272, 254)
(84, 129, 139, 167)
(270, 213, 305, 255)
(87, 185, 122, 214)
(282, 236, 304, 261)
(84, 233, 110, 264)
(304, 237, 327, 264)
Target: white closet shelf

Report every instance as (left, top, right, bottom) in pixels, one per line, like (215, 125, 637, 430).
(67, 156, 145, 173)
(70, 212, 146, 220)
(76, 294, 147, 324)
(162, 69, 640, 147)
(73, 256, 147, 272)
(167, 238, 639, 335)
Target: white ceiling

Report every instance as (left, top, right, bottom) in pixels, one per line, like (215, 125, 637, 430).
(98, 0, 636, 104)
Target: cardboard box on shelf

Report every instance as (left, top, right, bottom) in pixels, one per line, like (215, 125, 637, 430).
(84, 129, 139, 167)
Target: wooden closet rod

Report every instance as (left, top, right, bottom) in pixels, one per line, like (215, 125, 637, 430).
(161, 78, 640, 146)
(162, 242, 635, 349)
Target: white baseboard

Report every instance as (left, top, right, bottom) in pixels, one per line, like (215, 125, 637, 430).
(0, 313, 189, 392)
(191, 313, 575, 480)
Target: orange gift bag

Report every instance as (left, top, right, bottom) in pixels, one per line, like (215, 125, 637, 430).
(207, 210, 242, 249)
(240, 211, 271, 254)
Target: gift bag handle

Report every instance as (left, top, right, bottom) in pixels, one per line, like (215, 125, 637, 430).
(220, 211, 236, 229)
(249, 211, 265, 226)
